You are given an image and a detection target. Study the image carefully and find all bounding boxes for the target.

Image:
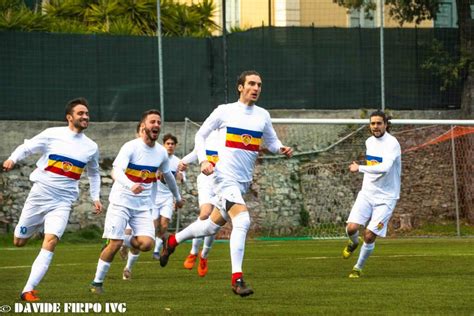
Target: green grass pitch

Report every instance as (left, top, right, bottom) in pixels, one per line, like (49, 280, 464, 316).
(1, 238, 473, 315)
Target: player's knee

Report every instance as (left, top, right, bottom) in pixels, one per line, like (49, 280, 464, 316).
(231, 212, 250, 232)
(13, 238, 27, 247)
(137, 238, 154, 252)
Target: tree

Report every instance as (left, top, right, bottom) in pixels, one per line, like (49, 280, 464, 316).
(334, 0, 473, 115)
(0, 0, 220, 37)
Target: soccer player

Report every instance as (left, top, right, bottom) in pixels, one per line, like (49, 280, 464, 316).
(159, 70, 293, 297)
(179, 130, 221, 277)
(2, 97, 103, 301)
(90, 109, 183, 293)
(342, 110, 401, 278)
(152, 133, 185, 262)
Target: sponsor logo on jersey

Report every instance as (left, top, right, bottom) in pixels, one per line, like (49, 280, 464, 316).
(125, 163, 158, 183)
(45, 154, 86, 180)
(366, 155, 383, 166)
(225, 127, 262, 152)
(206, 150, 219, 165)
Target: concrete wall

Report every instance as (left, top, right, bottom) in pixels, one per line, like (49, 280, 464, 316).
(0, 109, 471, 237)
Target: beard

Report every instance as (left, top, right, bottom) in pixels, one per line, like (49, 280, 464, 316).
(144, 127, 159, 141)
(73, 118, 88, 131)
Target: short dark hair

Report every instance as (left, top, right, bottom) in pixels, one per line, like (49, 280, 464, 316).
(162, 133, 178, 144)
(370, 110, 392, 132)
(140, 109, 161, 125)
(236, 70, 261, 97)
(65, 97, 89, 117)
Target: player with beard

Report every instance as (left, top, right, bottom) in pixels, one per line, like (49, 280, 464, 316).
(2, 97, 103, 301)
(342, 110, 401, 278)
(90, 109, 183, 294)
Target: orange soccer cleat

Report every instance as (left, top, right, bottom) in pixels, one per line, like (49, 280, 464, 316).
(183, 254, 197, 270)
(20, 290, 40, 302)
(197, 252, 208, 277)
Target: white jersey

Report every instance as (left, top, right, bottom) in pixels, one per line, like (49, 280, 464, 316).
(156, 154, 184, 200)
(195, 101, 282, 182)
(8, 126, 100, 202)
(182, 130, 221, 166)
(109, 138, 172, 211)
(358, 132, 401, 200)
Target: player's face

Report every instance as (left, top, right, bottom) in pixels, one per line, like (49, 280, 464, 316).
(164, 139, 176, 155)
(369, 116, 386, 138)
(143, 114, 161, 142)
(238, 75, 262, 105)
(68, 104, 89, 132)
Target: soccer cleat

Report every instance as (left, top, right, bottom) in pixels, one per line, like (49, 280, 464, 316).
(197, 253, 208, 277)
(183, 254, 197, 270)
(159, 234, 176, 267)
(20, 290, 40, 302)
(348, 267, 362, 279)
(122, 268, 131, 280)
(342, 237, 363, 259)
(152, 252, 161, 261)
(119, 246, 129, 261)
(232, 278, 254, 297)
(89, 282, 104, 294)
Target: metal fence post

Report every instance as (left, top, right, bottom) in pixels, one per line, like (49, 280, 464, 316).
(450, 125, 461, 236)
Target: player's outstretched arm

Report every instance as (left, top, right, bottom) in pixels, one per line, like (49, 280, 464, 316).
(2, 159, 15, 172)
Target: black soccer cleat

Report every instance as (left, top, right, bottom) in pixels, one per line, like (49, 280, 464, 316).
(159, 234, 176, 267)
(232, 278, 254, 297)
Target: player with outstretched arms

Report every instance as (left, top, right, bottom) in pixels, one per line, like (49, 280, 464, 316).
(2, 97, 102, 301)
(159, 70, 293, 297)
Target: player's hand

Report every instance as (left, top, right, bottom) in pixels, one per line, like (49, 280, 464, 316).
(280, 146, 293, 158)
(178, 161, 188, 172)
(131, 183, 144, 194)
(2, 159, 15, 172)
(200, 160, 214, 176)
(349, 161, 359, 172)
(175, 199, 185, 209)
(93, 200, 103, 215)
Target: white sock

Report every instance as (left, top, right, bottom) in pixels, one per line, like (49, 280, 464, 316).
(176, 218, 221, 243)
(123, 235, 133, 248)
(191, 238, 203, 255)
(154, 237, 163, 253)
(230, 212, 250, 274)
(125, 253, 140, 271)
(93, 259, 111, 283)
(22, 248, 54, 293)
(201, 235, 215, 259)
(346, 227, 360, 245)
(355, 242, 375, 270)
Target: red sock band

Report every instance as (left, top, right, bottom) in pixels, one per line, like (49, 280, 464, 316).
(169, 234, 178, 248)
(232, 272, 243, 285)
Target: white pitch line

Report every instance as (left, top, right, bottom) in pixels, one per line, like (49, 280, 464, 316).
(1, 253, 473, 270)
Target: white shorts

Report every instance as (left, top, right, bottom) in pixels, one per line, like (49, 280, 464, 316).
(197, 173, 215, 206)
(347, 192, 397, 237)
(14, 183, 72, 239)
(211, 175, 250, 222)
(152, 196, 174, 220)
(102, 204, 155, 240)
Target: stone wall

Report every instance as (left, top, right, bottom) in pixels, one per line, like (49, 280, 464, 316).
(1, 109, 472, 236)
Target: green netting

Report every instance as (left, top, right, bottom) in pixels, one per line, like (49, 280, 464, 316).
(0, 27, 461, 122)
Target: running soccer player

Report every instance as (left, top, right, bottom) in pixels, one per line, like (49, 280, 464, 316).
(180, 129, 221, 277)
(159, 70, 293, 297)
(153, 133, 185, 261)
(2, 97, 103, 301)
(90, 109, 183, 293)
(342, 110, 401, 278)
